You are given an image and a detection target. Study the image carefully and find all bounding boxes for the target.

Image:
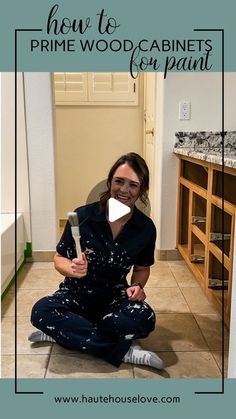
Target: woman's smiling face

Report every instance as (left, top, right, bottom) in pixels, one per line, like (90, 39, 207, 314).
(110, 163, 141, 208)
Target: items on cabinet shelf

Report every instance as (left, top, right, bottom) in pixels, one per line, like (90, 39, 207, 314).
(210, 232, 231, 242)
(192, 215, 206, 224)
(190, 254, 205, 263)
(208, 278, 228, 290)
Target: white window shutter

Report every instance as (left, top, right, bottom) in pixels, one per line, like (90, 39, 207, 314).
(88, 73, 138, 104)
(54, 73, 88, 104)
(54, 72, 138, 105)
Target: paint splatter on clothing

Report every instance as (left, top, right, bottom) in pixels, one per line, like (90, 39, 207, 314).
(31, 289, 156, 367)
(56, 201, 156, 292)
(31, 202, 157, 367)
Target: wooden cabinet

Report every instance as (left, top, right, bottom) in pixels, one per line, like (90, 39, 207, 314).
(177, 155, 236, 327)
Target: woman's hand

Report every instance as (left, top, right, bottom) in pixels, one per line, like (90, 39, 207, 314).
(71, 253, 88, 278)
(127, 265, 149, 301)
(126, 285, 146, 301)
(54, 252, 88, 279)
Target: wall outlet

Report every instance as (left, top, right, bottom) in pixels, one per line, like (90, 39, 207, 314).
(179, 101, 191, 120)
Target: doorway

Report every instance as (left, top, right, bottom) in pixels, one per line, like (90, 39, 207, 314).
(53, 72, 149, 231)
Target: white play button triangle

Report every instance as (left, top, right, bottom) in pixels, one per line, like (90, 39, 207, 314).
(108, 198, 131, 222)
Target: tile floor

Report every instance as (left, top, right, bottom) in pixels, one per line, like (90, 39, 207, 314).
(1, 259, 229, 378)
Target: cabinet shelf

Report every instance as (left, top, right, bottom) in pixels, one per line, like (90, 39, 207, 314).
(208, 242, 230, 271)
(177, 155, 236, 327)
(178, 243, 205, 285)
(180, 177, 207, 199)
(211, 194, 235, 216)
(191, 224, 206, 245)
(192, 193, 207, 234)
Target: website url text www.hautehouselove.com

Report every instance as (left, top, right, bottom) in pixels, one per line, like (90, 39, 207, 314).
(54, 394, 181, 405)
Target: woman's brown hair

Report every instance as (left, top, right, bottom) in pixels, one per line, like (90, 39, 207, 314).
(100, 152, 149, 207)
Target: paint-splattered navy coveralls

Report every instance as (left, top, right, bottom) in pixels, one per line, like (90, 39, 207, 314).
(31, 202, 156, 367)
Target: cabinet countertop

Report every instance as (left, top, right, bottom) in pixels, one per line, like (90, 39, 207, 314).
(174, 131, 236, 169)
(174, 147, 236, 169)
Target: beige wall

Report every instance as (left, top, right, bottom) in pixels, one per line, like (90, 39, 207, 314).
(55, 75, 144, 220)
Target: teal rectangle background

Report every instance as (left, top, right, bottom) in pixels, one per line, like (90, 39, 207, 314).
(0, 379, 236, 419)
(0, 0, 235, 71)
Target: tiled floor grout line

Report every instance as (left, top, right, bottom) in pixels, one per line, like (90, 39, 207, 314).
(176, 280, 199, 313)
(209, 350, 224, 375)
(191, 312, 216, 351)
(171, 273, 224, 375)
(44, 344, 54, 379)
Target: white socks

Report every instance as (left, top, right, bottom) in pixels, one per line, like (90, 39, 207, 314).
(28, 330, 55, 343)
(28, 333, 165, 370)
(123, 343, 165, 370)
